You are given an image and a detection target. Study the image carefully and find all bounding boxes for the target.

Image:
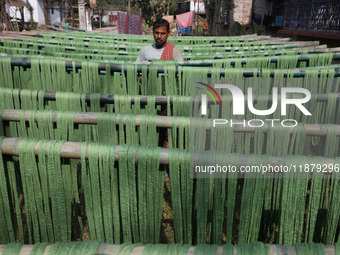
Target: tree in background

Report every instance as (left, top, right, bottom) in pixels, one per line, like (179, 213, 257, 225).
(133, 0, 177, 24)
(0, 0, 3, 32)
(202, 0, 233, 35)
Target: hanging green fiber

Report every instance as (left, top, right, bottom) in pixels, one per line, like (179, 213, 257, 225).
(0, 137, 15, 243)
(169, 149, 193, 244)
(2, 243, 23, 255)
(323, 162, 340, 244)
(1, 30, 340, 250)
(138, 146, 163, 243)
(0, 57, 14, 88)
(15, 138, 72, 243)
(295, 243, 326, 255)
(79, 142, 164, 243)
(238, 156, 266, 244)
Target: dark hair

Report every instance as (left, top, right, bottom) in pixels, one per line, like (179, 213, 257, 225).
(153, 18, 170, 32)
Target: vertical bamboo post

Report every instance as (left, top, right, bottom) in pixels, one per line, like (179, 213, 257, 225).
(42, 0, 49, 26)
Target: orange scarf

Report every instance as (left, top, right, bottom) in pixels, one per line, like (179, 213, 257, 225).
(160, 43, 175, 60)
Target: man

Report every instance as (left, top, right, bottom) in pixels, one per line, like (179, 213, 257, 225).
(136, 19, 183, 62)
(136, 19, 181, 181)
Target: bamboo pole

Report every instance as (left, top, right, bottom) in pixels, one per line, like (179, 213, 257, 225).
(2, 109, 340, 136)
(0, 243, 337, 255)
(294, 44, 328, 50)
(1, 87, 337, 107)
(177, 53, 340, 66)
(42, 0, 49, 27)
(5, 48, 340, 61)
(10, 39, 322, 51)
(40, 34, 284, 42)
(186, 47, 340, 56)
(0, 137, 338, 168)
(5, 38, 339, 55)
(1, 41, 329, 58)
(2, 39, 336, 55)
(59, 0, 64, 25)
(2, 44, 339, 60)
(7, 57, 340, 77)
(184, 48, 340, 60)
(40, 36, 261, 43)
(4, 39, 339, 56)
(39, 90, 340, 104)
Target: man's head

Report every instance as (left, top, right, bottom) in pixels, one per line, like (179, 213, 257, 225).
(153, 19, 170, 48)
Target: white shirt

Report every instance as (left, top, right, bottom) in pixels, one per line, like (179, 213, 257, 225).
(135, 44, 183, 63)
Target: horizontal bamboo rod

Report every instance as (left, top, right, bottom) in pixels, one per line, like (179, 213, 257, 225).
(184, 50, 340, 60)
(0, 38, 294, 51)
(50, 34, 288, 41)
(77, 35, 291, 44)
(183, 43, 321, 52)
(13, 35, 300, 46)
(0, 37, 329, 49)
(4, 49, 340, 63)
(3, 39, 285, 50)
(44, 33, 285, 40)
(3, 88, 338, 106)
(0, 40, 319, 54)
(1, 137, 337, 169)
(39, 91, 340, 105)
(2, 40, 285, 50)
(9, 34, 274, 43)
(186, 47, 340, 56)
(0, 243, 336, 255)
(295, 44, 328, 50)
(1, 38, 324, 54)
(7, 58, 340, 77)
(179, 53, 340, 66)
(4, 46, 338, 59)
(2, 109, 340, 137)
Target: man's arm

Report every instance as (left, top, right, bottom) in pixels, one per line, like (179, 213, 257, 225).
(173, 48, 183, 61)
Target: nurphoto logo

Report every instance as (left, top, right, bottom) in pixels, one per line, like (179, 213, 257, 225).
(197, 83, 312, 128)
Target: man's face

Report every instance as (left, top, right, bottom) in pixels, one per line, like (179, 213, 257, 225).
(153, 25, 170, 48)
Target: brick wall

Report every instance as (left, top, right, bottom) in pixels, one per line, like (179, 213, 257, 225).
(232, 0, 253, 26)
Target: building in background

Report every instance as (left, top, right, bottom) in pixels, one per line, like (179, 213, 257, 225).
(93, 10, 118, 26)
(1, 0, 91, 30)
(190, 0, 204, 15)
(230, 0, 339, 37)
(2, 0, 63, 28)
(279, 0, 340, 38)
